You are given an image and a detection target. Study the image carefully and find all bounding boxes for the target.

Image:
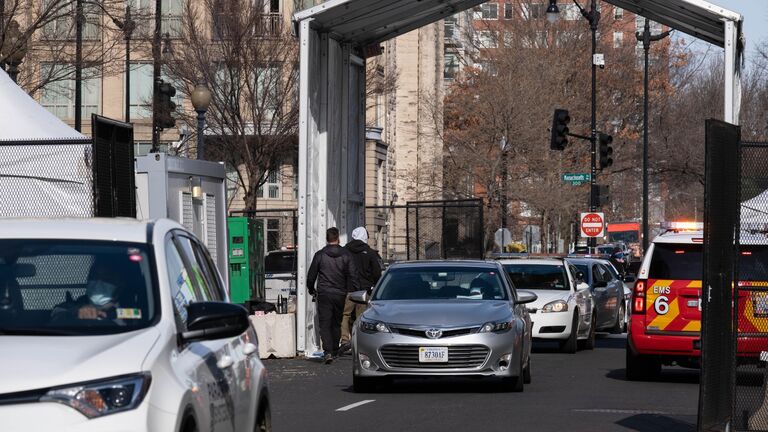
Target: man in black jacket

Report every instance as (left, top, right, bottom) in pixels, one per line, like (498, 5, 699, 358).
(307, 227, 360, 364)
(339, 227, 382, 354)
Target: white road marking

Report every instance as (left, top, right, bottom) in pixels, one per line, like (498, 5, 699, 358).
(336, 400, 375, 412)
(572, 408, 673, 415)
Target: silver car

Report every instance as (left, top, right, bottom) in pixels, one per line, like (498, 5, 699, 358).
(350, 261, 537, 393)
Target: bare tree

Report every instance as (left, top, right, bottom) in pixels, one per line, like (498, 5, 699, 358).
(166, 0, 299, 211)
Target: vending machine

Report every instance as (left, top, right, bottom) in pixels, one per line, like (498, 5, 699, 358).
(227, 217, 265, 304)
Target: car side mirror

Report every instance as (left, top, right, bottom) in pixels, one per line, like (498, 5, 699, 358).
(516, 290, 538, 305)
(181, 301, 250, 343)
(349, 290, 369, 304)
(623, 274, 636, 283)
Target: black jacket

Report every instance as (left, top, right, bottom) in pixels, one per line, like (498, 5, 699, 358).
(306, 245, 360, 296)
(344, 240, 382, 289)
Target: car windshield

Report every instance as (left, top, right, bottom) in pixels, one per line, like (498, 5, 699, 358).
(0, 240, 157, 336)
(504, 264, 569, 291)
(265, 251, 296, 273)
(373, 266, 508, 301)
(649, 244, 702, 280)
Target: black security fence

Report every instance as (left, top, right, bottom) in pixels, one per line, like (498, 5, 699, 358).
(732, 140, 768, 431)
(366, 199, 484, 263)
(0, 115, 135, 219)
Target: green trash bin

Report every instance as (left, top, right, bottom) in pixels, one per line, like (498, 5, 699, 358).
(227, 217, 265, 304)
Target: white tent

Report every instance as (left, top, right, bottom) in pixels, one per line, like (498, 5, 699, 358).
(0, 69, 93, 217)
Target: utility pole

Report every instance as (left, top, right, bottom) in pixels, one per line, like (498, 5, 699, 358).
(74, 0, 83, 131)
(0, 0, 6, 71)
(124, 6, 134, 123)
(151, 0, 162, 151)
(636, 19, 670, 254)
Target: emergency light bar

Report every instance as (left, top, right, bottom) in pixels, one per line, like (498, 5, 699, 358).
(661, 221, 703, 231)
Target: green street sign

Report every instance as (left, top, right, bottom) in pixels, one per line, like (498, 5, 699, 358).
(562, 173, 591, 185)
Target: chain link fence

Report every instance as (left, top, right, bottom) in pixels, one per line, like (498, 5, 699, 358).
(733, 141, 768, 431)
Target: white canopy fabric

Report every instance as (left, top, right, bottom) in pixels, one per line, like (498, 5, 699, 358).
(0, 69, 85, 141)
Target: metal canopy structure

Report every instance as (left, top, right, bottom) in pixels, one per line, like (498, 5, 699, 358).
(293, 0, 743, 354)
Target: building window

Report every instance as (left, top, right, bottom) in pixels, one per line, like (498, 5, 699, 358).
(266, 218, 280, 251)
(161, 0, 183, 37)
(256, 65, 281, 112)
(444, 15, 457, 40)
(134, 142, 169, 156)
(257, 170, 281, 199)
(42, 0, 100, 40)
(613, 31, 623, 48)
(129, 63, 153, 119)
(475, 30, 497, 48)
(481, 3, 498, 19)
(40, 64, 100, 120)
(522, 3, 545, 20)
(444, 53, 459, 80)
(504, 3, 513, 19)
(614, 7, 623, 19)
(376, 159, 385, 206)
(636, 16, 662, 33)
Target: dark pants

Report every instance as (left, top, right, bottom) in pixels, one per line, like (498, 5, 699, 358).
(317, 293, 347, 355)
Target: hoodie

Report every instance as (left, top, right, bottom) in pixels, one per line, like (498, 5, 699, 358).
(306, 244, 360, 296)
(344, 240, 382, 289)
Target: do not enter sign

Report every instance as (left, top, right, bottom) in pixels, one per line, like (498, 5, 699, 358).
(580, 212, 605, 238)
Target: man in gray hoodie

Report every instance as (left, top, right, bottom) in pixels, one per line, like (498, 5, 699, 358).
(307, 227, 360, 363)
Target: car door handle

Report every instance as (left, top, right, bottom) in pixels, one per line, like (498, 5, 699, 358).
(216, 355, 234, 370)
(243, 343, 257, 356)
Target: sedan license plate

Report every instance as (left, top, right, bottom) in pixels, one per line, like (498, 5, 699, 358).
(419, 347, 448, 363)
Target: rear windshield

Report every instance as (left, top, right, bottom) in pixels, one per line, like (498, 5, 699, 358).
(740, 247, 768, 282)
(649, 244, 702, 280)
(374, 267, 508, 301)
(265, 252, 296, 273)
(504, 264, 569, 291)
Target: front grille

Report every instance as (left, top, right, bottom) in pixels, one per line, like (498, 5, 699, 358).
(390, 326, 477, 338)
(380, 345, 489, 369)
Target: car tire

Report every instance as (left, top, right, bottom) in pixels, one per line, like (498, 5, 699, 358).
(611, 304, 625, 334)
(353, 375, 380, 393)
(502, 356, 525, 392)
(625, 345, 662, 381)
(579, 313, 596, 350)
(255, 400, 271, 432)
(559, 312, 578, 354)
(523, 356, 532, 384)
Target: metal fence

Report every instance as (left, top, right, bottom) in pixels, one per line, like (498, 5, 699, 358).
(732, 140, 768, 431)
(366, 199, 484, 263)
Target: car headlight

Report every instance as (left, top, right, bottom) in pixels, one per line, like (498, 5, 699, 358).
(541, 300, 568, 313)
(40, 373, 151, 418)
(359, 318, 390, 333)
(478, 321, 513, 333)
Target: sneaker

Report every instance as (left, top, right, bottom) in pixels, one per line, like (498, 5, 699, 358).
(324, 353, 334, 364)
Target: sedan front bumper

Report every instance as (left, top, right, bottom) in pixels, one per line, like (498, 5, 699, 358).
(353, 330, 522, 378)
(530, 310, 574, 340)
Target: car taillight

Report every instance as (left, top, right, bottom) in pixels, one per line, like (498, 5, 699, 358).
(632, 280, 646, 314)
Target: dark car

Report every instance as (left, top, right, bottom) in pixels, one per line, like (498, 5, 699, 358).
(565, 257, 625, 334)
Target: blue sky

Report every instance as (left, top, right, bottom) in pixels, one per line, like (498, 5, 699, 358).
(708, 0, 767, 59)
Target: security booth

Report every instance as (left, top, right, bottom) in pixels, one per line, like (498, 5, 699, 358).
(227, 216, 266, 304)
(135, 153, 229, 287)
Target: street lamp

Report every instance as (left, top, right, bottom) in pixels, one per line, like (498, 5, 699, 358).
(636, 19, 670, 254)
(191, 81, 212, 160)
(546, 0, 560, 24)
(2, 20, 27, 83)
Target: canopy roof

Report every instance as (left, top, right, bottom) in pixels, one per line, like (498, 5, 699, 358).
(294, 0, 742, 48)
(0, 69, 85, 141)
(294, 0, 486, 46)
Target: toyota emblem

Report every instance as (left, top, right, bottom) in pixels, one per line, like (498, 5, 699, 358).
(425, 328, 443, 339)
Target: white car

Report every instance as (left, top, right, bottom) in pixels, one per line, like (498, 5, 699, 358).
(0, 218, 271, 432)
(498, 258, 595, 353)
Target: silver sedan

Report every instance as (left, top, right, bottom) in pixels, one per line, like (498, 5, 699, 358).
(350, 261, 537, 392)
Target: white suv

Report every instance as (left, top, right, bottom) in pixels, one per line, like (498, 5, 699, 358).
(0, 219, 270, 432)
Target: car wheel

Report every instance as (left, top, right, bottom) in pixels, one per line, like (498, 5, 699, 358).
(579, 313, 596, 350)
(255, 400, 271, 432)
(559, 312, 578, 354)
(353, 375, 380, 393)
(502, 355, 525, 392)
(611, 304, 625, 334)
(523, 356, 532, 384)
(625, 345, 661, 381)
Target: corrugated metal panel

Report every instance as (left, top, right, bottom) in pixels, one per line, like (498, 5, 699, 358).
(180, 192, 193, 232)
(205, 193, 217, 262)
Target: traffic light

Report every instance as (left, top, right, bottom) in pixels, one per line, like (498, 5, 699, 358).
(550, 109, 570, 151)
(155, 80, 177, 130)
(598, 132, 613, 169)
(592, 184, 610, 207)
